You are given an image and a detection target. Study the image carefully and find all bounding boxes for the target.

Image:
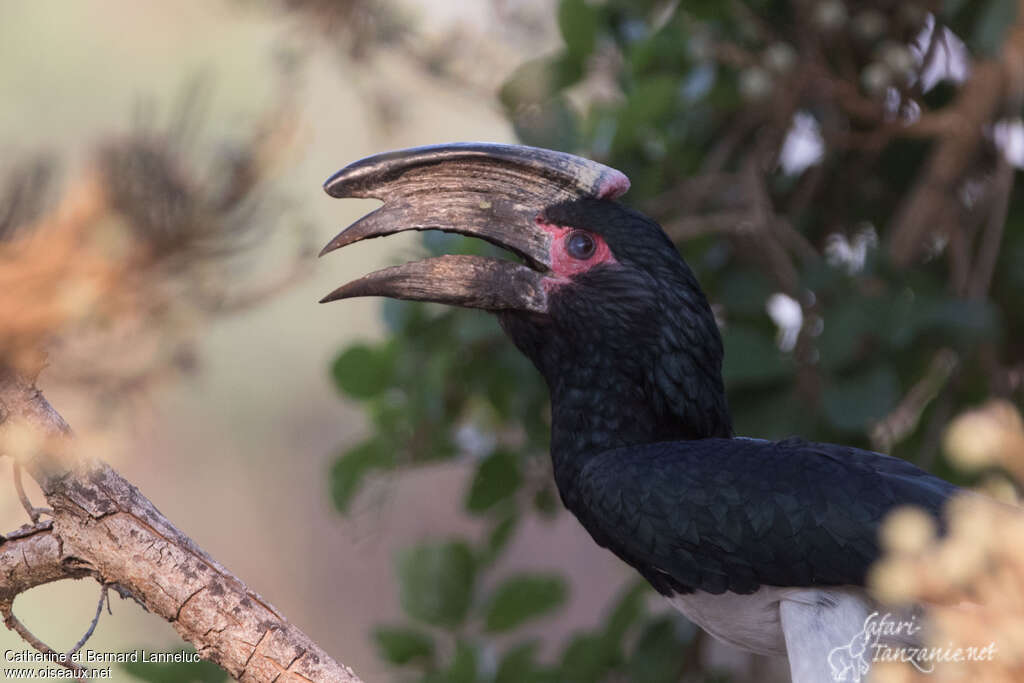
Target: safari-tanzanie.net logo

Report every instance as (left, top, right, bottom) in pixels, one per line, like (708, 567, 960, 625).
(828, 611, 997, 682)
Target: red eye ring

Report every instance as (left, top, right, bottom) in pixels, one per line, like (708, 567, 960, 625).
(566, 231, 596, 260)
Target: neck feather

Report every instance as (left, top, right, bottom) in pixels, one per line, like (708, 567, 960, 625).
(546, 357, 731, 494)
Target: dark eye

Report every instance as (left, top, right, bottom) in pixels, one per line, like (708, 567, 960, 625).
(566, 231, 596, 260)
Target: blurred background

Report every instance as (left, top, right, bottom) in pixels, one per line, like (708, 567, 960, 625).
(1, 1, 1022, 682)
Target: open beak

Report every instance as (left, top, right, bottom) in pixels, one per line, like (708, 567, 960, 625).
(318, 142, 629, 313)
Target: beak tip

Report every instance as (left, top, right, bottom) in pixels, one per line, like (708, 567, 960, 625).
(322, 173, 344, 198)
(319, 227, 363, 257)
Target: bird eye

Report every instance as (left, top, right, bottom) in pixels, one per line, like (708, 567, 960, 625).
(566, 231, 596, 260)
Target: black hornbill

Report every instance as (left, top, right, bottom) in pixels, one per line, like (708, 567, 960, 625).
(318, 143, 960, 682)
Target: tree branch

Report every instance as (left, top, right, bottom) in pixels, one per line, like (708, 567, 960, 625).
(0, 369, 363, 683)
(888, 10, 1024, 268)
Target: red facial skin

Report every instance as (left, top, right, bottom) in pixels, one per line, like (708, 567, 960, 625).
(536, 218, 618, 291)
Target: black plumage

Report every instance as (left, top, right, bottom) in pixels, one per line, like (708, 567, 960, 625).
(573, 437, 956, 596)
(495, 198, 958, 597)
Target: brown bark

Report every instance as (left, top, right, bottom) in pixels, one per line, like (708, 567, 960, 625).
(0, 369, 363, 683)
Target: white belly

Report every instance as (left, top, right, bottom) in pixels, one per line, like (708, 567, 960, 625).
(668, 586, 891, 683)
(667, 586, 878, 654)
(667, 586, 790, 656)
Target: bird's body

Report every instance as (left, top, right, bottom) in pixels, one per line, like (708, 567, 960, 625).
(318, 142, 961, 682)
(571, 437, 954, 596)
(571, 436, 951, 673)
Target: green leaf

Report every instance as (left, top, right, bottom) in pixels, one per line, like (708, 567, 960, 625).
(943, 0, 971, 17)
(818, 303, 871, 371)
(453, 313, 504, 345)
(397, 541, 476, 628)
(511, 96, 581, 151)
(558, 0, 601, 58)
(420, 640, 477, 683)
(331, 343, 394, 399)
(330, 438, 393, 514)
(495, 642, 540, 683)
(730, 388, 813, 441)
(120, 649, 226, 683)
(822, 366, 900, 433)
(480, 513, 519, 566)
(533, 485, 560, 518)
(998, 222, 1024, 292)
(719, 271, 775, 317)
(604, 581, 648, 645)
(683, 0, 731, 19)
(628, 21, 693, 78)
(626, 616, 692, 683)
(381, 299, 421, 333)
(445, 641, 477, 683)
(722, 325, 793, 386)
(916, 297, 1001, 345)
(971, 0, 1018, 55)
(372, 625, 435, 665)
(485, 573, 568, 632)
(610, 75, 679, 155)
(499, 56, 583, 109)
(465, 450, 522, 514)
(559, 633, 615, 683)
(417, 643, 481, 683)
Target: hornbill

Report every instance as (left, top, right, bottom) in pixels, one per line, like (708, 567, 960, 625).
(318, 143, 960, 682)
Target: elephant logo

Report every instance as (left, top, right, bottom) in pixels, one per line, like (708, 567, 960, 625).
(828, 617, 874, 682)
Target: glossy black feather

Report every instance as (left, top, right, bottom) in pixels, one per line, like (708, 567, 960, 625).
(571, 437, 957, 595)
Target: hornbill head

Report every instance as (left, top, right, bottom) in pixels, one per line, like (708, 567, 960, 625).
(320, 143, 731, 445)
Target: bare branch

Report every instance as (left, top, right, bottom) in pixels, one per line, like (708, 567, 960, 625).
(67, 585, 108, 659)
(662, 211, 753, 240)
(967, 158, 1015, 298)
(1, 608, 88, 680)
(12, 460, 50, 523)
(0, 524, 81, 601)
(888, 14, 1024, 267)
(870, 349, 960, 453)
(0, 370, 363, 683)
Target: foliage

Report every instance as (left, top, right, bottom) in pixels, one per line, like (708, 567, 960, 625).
(329, 1, 1024, 680)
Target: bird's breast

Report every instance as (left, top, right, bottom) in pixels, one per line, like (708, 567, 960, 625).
(666, 586, 791, 656)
